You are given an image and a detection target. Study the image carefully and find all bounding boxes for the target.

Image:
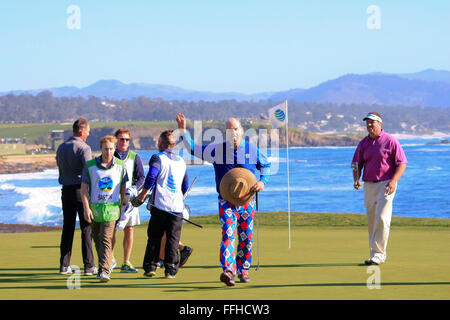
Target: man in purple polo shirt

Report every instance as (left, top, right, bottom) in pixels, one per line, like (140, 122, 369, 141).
(351, 112, 407, 265)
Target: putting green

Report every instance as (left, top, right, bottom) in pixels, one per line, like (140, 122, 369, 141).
(0, 215, 449, 300)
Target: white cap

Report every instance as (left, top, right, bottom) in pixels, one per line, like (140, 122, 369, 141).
(363, 113, 382, 123)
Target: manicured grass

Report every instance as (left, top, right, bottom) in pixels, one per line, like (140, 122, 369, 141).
(193, 211, 450, 228)
(0, 121, 176, 141)
(0, 212, 449, 300)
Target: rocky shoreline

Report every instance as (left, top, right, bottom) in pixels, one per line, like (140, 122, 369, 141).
(0, 222, 62, 233)
(0, 154, 57, 174)
(0, 154, 206, 175)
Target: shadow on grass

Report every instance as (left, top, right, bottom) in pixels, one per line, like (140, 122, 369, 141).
(182, 263, 362, 269)
(0, 268, 59, 280)
(1, 279, 450, 292)
(0, 263, 365, 284)
(2, 266, 449, 293)
(30, 246, 59, 249)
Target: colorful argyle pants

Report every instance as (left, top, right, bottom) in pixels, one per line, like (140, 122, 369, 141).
(218, 196, 256, 275)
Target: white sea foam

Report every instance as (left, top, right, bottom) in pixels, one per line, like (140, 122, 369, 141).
(268, 156, 308, 163)
(426, 167, 442, 171)
(410, 148, 450, 152)
(393, 133, 450, 139)
(320, 146, 355, 149)
(188, 186, 217, 196)
(7, 184, 62, 225)
(289, 146, 355, 150)
(187, 184, 353, 197)
(401, 143, 425, 147)
(0, 169, 58, 183)
(0, 183, 16, 191)
(265, 185, 352, 192)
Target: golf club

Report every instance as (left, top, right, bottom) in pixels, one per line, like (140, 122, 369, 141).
(144, 176, 204, 228)
(183, 176, 197, 201)
(255, 191, 260, 271)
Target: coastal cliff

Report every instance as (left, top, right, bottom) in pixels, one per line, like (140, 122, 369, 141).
(0, 126, 361, 174)
(85, 126, 362, 151)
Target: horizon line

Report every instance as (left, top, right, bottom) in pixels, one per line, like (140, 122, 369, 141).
(1, 68, 449, 95)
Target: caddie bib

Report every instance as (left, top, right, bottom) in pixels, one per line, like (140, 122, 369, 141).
(153, 150, 186, 213)
(87, 158, 125, 222)
(123, 151, 136, 189)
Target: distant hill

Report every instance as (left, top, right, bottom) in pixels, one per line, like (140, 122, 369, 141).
(271, 73, 450, 107)
(1, 69, 450, 107)
(1, 80, 273, 102)
(368, 69, 450, 84)
(397, 69, 450, 84)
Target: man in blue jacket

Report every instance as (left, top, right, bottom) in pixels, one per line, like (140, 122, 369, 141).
(176, 113, 270, 286)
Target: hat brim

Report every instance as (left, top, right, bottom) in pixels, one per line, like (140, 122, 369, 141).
(363, 114, 382, 122)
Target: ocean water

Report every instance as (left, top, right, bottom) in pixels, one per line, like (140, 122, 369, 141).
(0, 136, 449, 226)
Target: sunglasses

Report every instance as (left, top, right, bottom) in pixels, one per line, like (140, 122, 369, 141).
(119, 138, 130, 142)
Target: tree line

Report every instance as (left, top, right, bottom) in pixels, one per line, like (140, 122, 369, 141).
(1, 91, 449, 134)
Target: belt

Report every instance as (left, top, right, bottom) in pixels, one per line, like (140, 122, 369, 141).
(62, 184, 81, 189)
(365, 180, 384, 183)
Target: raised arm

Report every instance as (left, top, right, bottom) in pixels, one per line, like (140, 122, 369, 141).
(176, 113, 211, 162)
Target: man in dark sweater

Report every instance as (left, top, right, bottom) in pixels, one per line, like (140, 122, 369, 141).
(56, 118, 96, 276)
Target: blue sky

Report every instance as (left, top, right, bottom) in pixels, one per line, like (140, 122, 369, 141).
(1, 1, 449, 93)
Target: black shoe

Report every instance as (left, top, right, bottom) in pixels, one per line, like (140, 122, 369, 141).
(220, 271, 235, 287)
(238, 272, 251, 283)
(364, 258, 382, 265)
(143, 269, 157, 277)
(179, 246, 194, 267)
(165, 272, 176, 279)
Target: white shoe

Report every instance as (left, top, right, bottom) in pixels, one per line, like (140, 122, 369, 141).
(99, 272, 110, 282)
(370, 255, 384, 265)
(59, 266, 73, 275)
(84, 266, 98, 276)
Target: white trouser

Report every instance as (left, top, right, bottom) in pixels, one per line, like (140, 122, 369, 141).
(116, 187, 141, 230)
(363, 180, 396, 262)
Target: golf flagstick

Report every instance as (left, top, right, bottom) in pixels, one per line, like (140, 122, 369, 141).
(285, 99, 291, 249)
(255, 191, 260, 271)
(268, 100, 290, 248)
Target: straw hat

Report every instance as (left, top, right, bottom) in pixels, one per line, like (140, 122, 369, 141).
(219, 168, 257, 206)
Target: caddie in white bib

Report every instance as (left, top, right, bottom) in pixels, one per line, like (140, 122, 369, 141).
(153, 150, 187, 214)
(86, 158, 126, 222)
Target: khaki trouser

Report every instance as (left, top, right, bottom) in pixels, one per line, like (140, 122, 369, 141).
(363, 180, 396, 262)
(92, 221, 116, 274)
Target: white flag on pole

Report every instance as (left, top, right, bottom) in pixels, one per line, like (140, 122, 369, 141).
(268, 101, 287, 128)
(268, 100, 291, 249)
